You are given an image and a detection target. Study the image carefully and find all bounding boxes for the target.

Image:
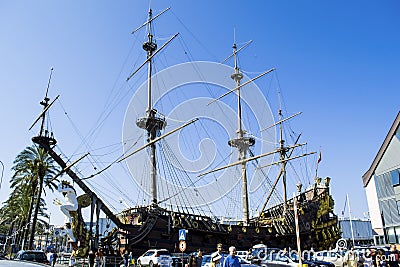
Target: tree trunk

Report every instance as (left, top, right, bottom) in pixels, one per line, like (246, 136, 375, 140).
(17, 219, 26, 250)
(23, 185, 36, 249)
(14, 218, 24, 252)
(6, 220, 15, 254)
(28, 173, 44, 249)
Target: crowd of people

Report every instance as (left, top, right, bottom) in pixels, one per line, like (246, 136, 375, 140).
(187, 243, 240, 267)
(345, 244, 400, 267)
(44, 242, 400, 267)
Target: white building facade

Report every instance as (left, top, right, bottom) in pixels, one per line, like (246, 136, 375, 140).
(363, 112, 400, 245)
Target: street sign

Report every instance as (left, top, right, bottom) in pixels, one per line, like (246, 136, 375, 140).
(179, 240, 186, 252)
(54, 228, 61, 237)
(178, 229, 186, 240)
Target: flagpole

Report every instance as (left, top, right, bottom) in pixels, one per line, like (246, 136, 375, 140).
(315, 150, 322, 178)
(293, 193, 302, 267)
(347, 194, 355, 247)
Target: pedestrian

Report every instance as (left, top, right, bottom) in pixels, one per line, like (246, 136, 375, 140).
(48, 251, 54, 264)
(123, 250, 130, 267)
(88, 250, 96, 267)
(196, 249, 203, 267)
(388, 244, 399, 267)
(69, 254, 76, 267)
(52, 251, 58, 267)
(364, 248, 373, 267)
(95, 249, 104, 267)
(376, 249, 386, 267)
(188, 255, 196, 267)
(129, 252, 134, 267)
(211, 243, 225, 267)
(222, 246, 241, 267)
(344, 247, 359, 267)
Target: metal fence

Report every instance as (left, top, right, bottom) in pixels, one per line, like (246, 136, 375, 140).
(57, 254, 124, 267)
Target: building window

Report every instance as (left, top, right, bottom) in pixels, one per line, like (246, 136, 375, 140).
(387, 227, 397, 243)
(391, 170, 400, 186)
(397, 201, 400, 215)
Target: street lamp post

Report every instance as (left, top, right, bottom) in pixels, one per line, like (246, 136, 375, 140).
(0, 160, 4, 190)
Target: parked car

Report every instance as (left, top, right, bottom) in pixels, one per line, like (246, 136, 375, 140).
(137, 249, 173, 267)
(314, 250, 345, 267)
(13, 250, 50, 265)
(238, 257, 260, 267)
(249, 244, 280, 264)
(263, 251, 335, 267)
(236, 251, 249, 259)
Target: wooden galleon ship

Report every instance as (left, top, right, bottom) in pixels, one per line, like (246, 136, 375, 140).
(30, 5, 340, 256)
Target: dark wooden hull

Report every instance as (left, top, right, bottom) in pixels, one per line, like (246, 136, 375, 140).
(102, 190, 340, 256)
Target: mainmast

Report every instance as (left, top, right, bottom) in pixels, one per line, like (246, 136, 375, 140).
(228, 40, 255, 225)
(136, 8, 166, 206)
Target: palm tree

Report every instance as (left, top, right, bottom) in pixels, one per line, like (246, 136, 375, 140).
(7, 177, 36, 249)
(11, 144, 59, 249)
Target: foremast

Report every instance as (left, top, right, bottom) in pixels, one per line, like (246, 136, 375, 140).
(227, 42, 255, 225)
(135, 8, 166, 206)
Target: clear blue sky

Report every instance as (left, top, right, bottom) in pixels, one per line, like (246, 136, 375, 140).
(1, 1, 399, 226)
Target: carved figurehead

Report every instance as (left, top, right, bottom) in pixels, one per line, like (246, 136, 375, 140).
(54, 180, 79, 242)
(57, 180, 79, 223)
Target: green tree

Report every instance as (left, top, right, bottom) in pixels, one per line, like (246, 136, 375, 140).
(11, 145, 59, 249)
(0, 185, 32, 251)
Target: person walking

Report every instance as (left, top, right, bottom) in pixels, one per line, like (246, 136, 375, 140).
(95, 249, 104, 267)
(211, 243, 225, 267)
(48, 251, 54, 265)
(129, 252, 134, 267)
(344, 247, 359, 267)
(196, 249, 203, 267)
(88, 250, 96, 267)
(364, 248, 373, 267)
(388, 245, 399, 267)
(52, 251, 58, 267)
(376, 249, 386, 267)
(188, 255, 196, 267)
(123, 250, 130, 267)
(222, 246, 240, 267)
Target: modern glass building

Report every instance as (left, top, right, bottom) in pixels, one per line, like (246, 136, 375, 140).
(363, 112, 400, 245)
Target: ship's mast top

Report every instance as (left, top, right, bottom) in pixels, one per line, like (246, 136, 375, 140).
(231, 37, 244, 136)
(39, 67, 53, 136)
(31, 67, 58, 147)
(143, 8, 157, 115)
